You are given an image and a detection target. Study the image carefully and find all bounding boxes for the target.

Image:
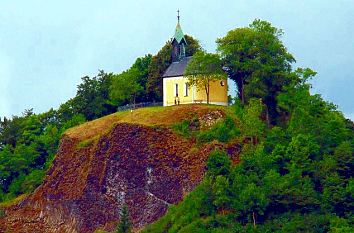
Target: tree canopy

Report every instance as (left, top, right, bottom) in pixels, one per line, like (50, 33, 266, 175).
(185, 51, 226, 104)
(143, 19, 354, 233)
(217, 19, 297, 125)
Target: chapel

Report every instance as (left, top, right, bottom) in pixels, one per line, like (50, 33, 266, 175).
(162, 12, 228, 107)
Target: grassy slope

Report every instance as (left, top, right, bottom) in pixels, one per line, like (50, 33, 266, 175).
(65, 105, 227, 141)
(0, 105, 227, 211)
(1, 104, 236, 233)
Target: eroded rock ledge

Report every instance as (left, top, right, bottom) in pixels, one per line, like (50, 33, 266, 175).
(1, 123, 215, 233)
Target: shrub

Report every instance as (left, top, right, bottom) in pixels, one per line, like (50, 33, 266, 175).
(172, 118, 200, 138)
(197, 117, 240, 143)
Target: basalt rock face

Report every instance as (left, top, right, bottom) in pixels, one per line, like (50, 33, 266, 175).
(1, 123, 215, 233)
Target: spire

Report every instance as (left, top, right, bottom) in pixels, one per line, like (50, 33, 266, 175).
(173, 10, 186, 44)
(171, 10, 187, 62)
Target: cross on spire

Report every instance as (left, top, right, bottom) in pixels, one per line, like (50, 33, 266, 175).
(177, 10, 180, 22)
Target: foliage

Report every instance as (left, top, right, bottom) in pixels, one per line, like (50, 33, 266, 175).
(110, 55, 152, 106)
(197, 116, 240, 143)
(116, 205, 132, 233)
(0, 107, 85, 202)
(132, 55, 153, 102)
(143, 19, 354, 233)
(172, 119, 197, 138)
(55, 70, 116, 122)
(217, 19, 297, 125)
(239, 98, 265, 144)
(206, 149, 231, 178)
(185, 51, 226, 104)
(146, 35, 201, 101)
(110, 68, 144, 106)
(0, 73, 111, 203)
(172, 116, 240, 143)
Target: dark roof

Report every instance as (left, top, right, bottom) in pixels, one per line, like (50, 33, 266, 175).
(162, 56, 192, 78)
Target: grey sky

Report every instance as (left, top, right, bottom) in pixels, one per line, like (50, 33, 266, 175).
(0, 0, 353, 119)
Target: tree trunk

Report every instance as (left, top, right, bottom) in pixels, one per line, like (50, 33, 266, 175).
(266, 108, 270, 128)
(133, 94, 136, 109)
(241, 79, 245, 104)
(264, 102, 271, 128)
(207, 81, 210, 104)
(204, 80, 209, 105)
(253, 211, 256, 228)
(253, 136, 258, 145)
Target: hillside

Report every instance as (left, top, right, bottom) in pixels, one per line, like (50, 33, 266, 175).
(141, 102, 354, 232)
(0, 105, 242, 233)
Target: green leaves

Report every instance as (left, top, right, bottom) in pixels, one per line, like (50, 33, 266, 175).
(110, 68, 144, 106)
(240, 98, 266, 144)
(217, 19, 296, 124)
(206, 149, 231, 178)
(185, 51, 226, 104)
(143, 18, 354, 233)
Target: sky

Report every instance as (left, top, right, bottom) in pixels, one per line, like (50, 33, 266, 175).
(0, 0, 353, 119)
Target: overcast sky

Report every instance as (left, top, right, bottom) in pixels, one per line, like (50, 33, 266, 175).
(0, 0, 353, 119)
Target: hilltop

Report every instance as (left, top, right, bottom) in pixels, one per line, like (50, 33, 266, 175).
(1, 19, 353, 233)
(0, 105, 242, 233)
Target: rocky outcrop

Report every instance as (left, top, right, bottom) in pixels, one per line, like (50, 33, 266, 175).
(1, 123, 217, 233)
(0, 106, 241, 233)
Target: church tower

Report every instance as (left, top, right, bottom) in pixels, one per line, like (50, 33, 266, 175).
(171, 10, 187, 62)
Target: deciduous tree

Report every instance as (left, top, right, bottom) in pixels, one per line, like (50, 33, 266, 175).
(185, 51, 226, 104)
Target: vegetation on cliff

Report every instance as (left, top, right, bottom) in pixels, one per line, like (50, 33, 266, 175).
(142, 20, 354, 232)
(0, 18, 352, 233)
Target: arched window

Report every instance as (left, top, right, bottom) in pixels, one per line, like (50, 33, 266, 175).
(180, 43, 185, 58)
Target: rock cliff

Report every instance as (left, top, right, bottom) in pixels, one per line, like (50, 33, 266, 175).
(0, 105, 240, 233)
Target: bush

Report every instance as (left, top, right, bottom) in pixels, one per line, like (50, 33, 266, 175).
(172, 120, 193, 138)
(197, 117, 240, 143)
(206, 149, 231, 178)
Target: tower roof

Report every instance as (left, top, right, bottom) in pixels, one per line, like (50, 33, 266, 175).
(173, 10, 186, 44)
(173, 22, 186, 44)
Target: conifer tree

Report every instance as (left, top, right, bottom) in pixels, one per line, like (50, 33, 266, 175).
(116, 205, 132, 233)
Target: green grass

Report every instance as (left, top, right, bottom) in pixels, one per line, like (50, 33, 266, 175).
(76, 136, 99, 149)
(0, 194, 28, 208)
(172, 114, 241, 144)
(65, 104, 226, 142)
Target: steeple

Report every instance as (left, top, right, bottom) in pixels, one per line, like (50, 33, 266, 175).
(172, 10, 187, 62)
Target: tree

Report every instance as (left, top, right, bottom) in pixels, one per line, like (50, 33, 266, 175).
(217, 19, 296, 124)
(146, 35, 201, 101)
(74, 71, 115, 121)
(184, 51, 226, 104)
(130, 54, 152, 102)
(0, 116, 24, 148)
(116, 205, 131, 233)
(184, 35, 202, 57)
(206, 149, 231, 178)
(146, 42, 172, 101)
(212, 175, 230, 214)
(241, 98, 266, 144)
(110, 69, 143, 107)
